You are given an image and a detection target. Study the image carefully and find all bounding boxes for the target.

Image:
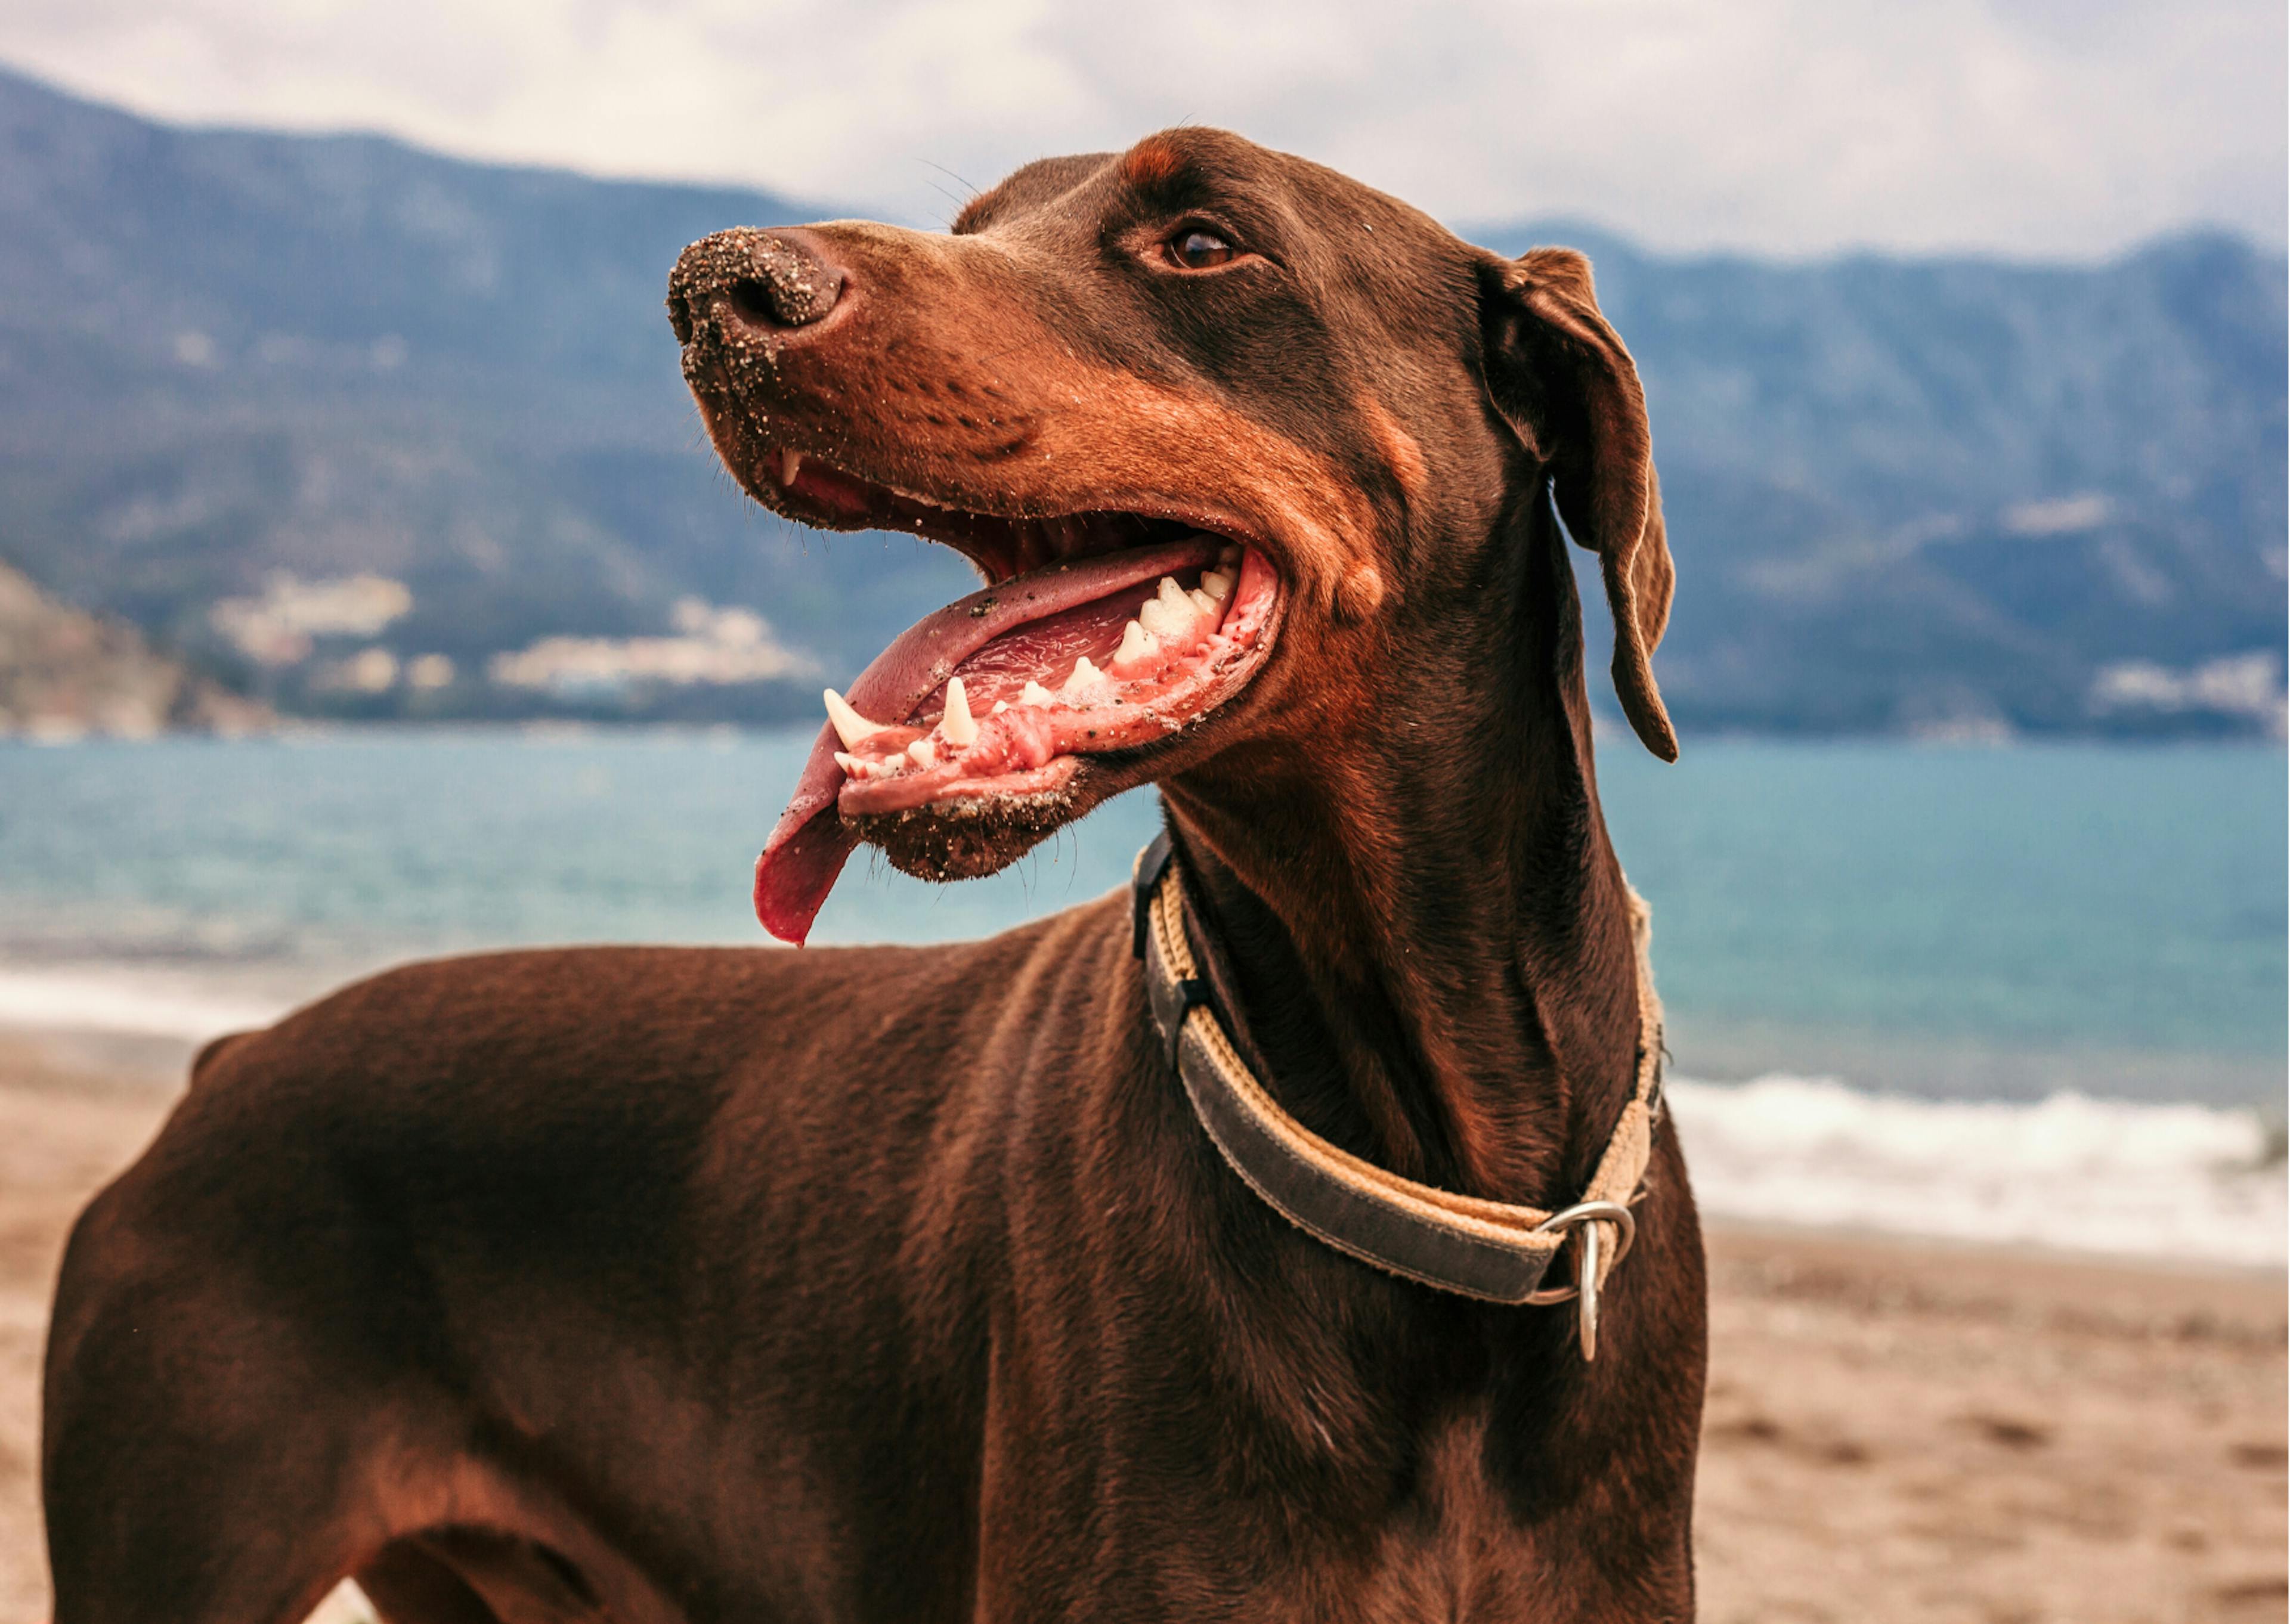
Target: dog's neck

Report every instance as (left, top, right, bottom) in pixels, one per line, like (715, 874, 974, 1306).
(1158, 488, 1644, 1204)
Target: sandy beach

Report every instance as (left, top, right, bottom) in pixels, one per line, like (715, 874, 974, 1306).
(0, 1028, 2280, 1624)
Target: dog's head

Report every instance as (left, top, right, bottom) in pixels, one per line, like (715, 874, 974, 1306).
(669, 128, 1673, 943)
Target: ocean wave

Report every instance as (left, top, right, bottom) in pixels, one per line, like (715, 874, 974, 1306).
(2, 966, 2279, 1269)
(0, 966, 305, 1043)
(1669, 1074, 2286, 1269)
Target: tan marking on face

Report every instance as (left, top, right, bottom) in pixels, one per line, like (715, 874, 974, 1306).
(1019, 370, 1364, 606)
(1118, 137, 1186, 188)
(1335, 564, 1385, 624)
(1360, 395, 1429, 503)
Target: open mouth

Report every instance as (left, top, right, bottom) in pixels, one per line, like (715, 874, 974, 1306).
(747, 453, 1285, 942)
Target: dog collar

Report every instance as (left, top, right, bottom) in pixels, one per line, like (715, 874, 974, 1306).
(1130, 831, 1666, 1358)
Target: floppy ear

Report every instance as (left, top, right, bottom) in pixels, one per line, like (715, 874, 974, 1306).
(1480, 247, 1678, 761)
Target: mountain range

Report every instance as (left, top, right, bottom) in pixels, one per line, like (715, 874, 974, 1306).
(0, 63, 2282, 739)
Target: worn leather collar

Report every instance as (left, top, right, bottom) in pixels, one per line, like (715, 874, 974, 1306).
(1131, 830, 1666, 1318)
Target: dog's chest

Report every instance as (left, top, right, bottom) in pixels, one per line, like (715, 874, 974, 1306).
(1283, 1410, 1548, 1623)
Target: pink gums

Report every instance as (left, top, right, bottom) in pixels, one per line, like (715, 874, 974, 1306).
(752, 540, 1277, 944)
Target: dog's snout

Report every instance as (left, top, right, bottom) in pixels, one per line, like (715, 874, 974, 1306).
(669, 228, 844, 346)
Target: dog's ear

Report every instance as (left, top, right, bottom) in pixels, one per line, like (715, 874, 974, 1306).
(1480, 247, 1678, 761)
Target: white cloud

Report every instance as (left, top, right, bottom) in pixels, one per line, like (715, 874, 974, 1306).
(0, 0, 2280, 257)
(2091, 653, 2286, 728)
(488, 599, 815, 695)
(2003, 494, 2112, 536)
(211, 572, 413, 665)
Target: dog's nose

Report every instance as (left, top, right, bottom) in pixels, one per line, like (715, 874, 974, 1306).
(667, 228, 846, 346)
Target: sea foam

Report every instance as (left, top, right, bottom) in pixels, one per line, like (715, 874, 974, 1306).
(1669, 1074, 2285, 1269)
(0, 965, 305, 1044)
(1, 965, 2279, 1269)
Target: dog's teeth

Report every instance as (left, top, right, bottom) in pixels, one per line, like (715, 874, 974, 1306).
(1156, 577, 1192, 616)
(940, 677, 978, 746)
(1199, 570, 1231, 601)
(992, 699, 1010, 714)
(1021, 679, 1055, 708)
(908, 738, 937, 768)
(1064, 656, 1103, 695)
(1218, 543, 1241, 566)
(833, 751, 864, 776)
(822, 688, 884, 750)
(781, 448, 804, 486)
(1137, 596, 1176, 637)
(1116, 620, 1158, 666)
(1188, 588, 1217, 615)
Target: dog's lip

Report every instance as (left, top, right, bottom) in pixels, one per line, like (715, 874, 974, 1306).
(712, 424, 1282, 591)
(753, 535, 1282, 944)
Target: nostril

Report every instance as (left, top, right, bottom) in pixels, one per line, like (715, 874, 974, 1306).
(727, 279, 779, 329)
(732, 237, 844, 330)
(669, 227, 844, 342)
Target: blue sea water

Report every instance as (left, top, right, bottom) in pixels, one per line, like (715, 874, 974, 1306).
(2, 731, 2280, 1089)
(0, 731, 2282, 1264)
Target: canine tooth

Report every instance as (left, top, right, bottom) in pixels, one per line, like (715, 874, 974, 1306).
(1064, 656, 1103, 695)
(823, 688, 884, 750)
(781, 448, 804, 486)
(1116, 620, 1158, 665)
(1200, 569, 1231, 600)
(1021, 680, 1055, 707)
(908, 738, 937, 768)
(940, 677, 978, 746)
(1188, 588, 1217, 614)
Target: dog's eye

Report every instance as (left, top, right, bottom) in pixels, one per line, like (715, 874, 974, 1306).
(1166, 229, 1236, 271)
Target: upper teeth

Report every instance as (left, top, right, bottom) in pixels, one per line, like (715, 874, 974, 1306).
(1199, 570, 1231, 601)
(781, 449, 804, 486)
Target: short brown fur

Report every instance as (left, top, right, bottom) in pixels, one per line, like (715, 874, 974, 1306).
(45, 128, 1706, 1622)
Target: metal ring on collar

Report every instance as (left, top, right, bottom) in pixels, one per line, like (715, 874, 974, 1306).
(1520, 1200, 1638, 1307)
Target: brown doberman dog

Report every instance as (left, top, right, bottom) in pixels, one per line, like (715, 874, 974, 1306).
(44, 128, 1705, 1622)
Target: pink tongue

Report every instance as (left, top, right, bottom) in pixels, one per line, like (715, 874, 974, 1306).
(753, 534, 1224, 943)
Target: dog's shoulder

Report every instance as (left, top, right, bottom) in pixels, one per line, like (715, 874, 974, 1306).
(174, 893, 1139, 1143)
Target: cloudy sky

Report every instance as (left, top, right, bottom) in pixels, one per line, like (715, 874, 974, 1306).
(1, 0, 2281, 259)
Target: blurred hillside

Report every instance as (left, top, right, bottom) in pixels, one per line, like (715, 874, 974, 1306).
(0, 64, 2281, 737)
(0, 560, 269, 738)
